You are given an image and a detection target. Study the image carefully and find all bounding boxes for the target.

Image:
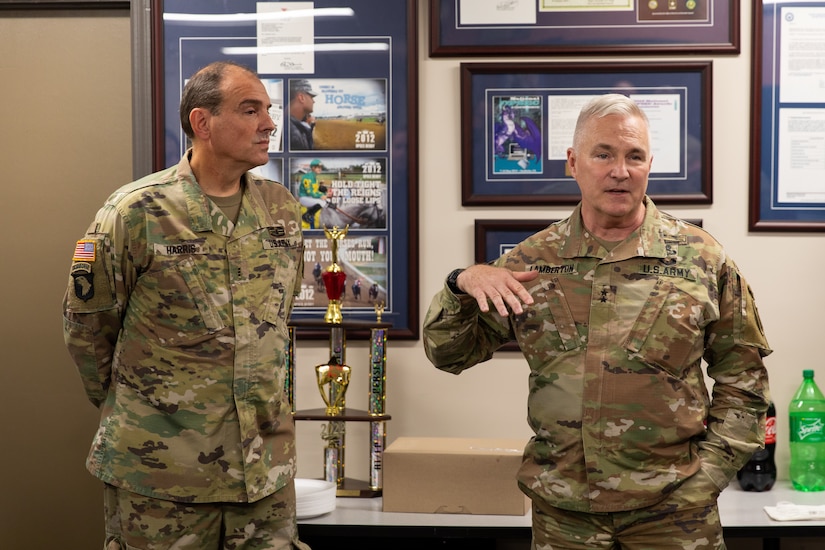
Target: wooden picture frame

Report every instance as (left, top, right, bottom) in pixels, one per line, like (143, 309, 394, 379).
(461, 62, 713, 207)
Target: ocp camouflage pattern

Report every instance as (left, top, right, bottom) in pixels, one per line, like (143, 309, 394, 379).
(424, 197, 771, 513)
(63, 153, 304, 503)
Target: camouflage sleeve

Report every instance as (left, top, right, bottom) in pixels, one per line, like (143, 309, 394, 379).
(699, 259, 772, 491)
(422, 282, 513, 374)
(62, 204, 134, 407)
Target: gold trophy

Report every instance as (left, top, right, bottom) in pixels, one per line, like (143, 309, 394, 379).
(315, 359, 352, 416)
(322, 225, 349, 324)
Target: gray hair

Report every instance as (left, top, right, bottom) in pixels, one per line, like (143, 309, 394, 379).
(572, 93, 650, 150)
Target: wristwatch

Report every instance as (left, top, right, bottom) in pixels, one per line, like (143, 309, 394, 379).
(446, 268, 466, 295)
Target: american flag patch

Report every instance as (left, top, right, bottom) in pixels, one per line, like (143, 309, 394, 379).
(73, 240, 96, 262)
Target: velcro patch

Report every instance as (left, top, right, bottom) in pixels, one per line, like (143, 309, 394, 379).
(73, 240, 96, 262)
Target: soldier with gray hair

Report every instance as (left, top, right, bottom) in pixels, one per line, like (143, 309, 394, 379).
(424, 93, 771, 549)
(63, 61, 310, 549)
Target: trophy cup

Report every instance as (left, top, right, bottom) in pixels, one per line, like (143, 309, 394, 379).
(315, 359, 352, 416)
(316, 357, 351, 486)
(322, 225, 349, 324)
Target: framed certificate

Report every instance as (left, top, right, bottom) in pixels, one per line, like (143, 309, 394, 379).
(749, 1, 825, 231)
(430, 0, 739, 57)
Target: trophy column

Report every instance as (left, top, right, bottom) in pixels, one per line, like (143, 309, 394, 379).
(288, 225, 392, 497)
(321, 326, 347, 487)
(368, 321, 387, 491)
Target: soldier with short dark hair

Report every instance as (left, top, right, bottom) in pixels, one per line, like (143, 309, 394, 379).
(63, 60, 310, 550)
(424, 93, 771, 549)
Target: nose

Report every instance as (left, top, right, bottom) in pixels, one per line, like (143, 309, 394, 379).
(263, 110, 277, 134)
(610, 158, 630, 179)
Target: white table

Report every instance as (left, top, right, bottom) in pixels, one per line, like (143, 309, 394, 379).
(299, 482, 825, 549)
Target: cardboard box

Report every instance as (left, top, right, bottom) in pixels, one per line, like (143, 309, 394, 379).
(382, 437, 530, 516)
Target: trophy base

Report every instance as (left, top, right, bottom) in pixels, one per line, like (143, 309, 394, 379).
(335, 477, 382, 498)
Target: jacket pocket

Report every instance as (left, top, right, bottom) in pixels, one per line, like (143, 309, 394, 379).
(129, 255, 225, 345)
(517, 277, 581, 357)
(625, 278, 708, 376)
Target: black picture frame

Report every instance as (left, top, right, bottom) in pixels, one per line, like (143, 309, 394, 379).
(461, 61, 713, 207)
(475, 217, 704, 265)
(140, 0, 419, 339)
(430, 0, 739, 57)
(749, 1, 825, 232)
(474, 217, 703, 351)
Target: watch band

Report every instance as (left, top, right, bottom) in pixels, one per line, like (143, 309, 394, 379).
(446, 268, 465, 295)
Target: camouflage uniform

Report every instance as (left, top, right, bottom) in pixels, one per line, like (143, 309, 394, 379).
(424, 198, 771, 516)
(63, 152, 304, 505)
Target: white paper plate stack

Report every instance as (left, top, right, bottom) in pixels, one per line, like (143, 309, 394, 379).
(295, 478, 337, 519)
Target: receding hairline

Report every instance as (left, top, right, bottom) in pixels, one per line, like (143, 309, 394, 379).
(572, 94, 650, 149)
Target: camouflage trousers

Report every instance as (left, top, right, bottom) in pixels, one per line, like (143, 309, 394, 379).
(103, 483, 312, 550)
(531, 473, 726, 550)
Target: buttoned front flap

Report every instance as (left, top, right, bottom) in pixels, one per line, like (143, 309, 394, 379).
(517, 276, 582, 358)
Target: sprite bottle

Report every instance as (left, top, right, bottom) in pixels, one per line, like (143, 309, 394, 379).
(789, 370, 825, 491)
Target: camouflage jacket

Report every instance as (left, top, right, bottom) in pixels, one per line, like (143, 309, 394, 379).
(423, 198, 771, 513)
(63, 153, 304, 503)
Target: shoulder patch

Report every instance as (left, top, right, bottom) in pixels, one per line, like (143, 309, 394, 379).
(73, 240, 96, 262)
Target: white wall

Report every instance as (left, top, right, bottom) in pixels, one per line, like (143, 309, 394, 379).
(292, 1, 824, 485)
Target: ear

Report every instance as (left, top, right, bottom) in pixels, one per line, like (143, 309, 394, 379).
(566, 147, 577, 178)
(189, 107, 211, 140)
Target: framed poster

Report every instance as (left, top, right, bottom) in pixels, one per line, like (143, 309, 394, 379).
(430, 0, 739, 57)
(141, 0, 419, 339)
(461, 62, 713, 207)
(749, 1, 825, 231)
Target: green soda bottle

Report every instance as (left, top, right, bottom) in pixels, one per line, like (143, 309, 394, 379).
(789, 369, 825, 491)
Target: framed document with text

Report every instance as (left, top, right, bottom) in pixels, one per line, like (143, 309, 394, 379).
(750, 0, 825, 231)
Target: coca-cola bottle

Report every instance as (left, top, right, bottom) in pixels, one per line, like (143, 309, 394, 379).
(737, 401, 777, 491)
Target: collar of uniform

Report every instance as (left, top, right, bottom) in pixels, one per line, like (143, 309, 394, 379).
(559, 196, 667, 260)
(233, 172, 277, 237)
(177, 150, 215, 233)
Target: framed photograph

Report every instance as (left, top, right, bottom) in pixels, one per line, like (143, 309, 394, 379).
(137, 0, 419, 339)
(749, 1, 825, 231)
(461, 62, 713, 207)
(430, 0, 739, 57)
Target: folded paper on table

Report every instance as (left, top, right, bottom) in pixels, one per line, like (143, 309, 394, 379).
(764, 501, 825, 521)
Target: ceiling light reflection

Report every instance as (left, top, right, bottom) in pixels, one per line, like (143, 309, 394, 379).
(163, 8, 354, 24)
(223, 43, 389, 55)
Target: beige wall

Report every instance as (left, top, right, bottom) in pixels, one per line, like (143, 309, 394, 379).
(0, 8, 133, 549)
(1, 2, 823, 548)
